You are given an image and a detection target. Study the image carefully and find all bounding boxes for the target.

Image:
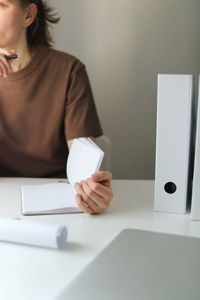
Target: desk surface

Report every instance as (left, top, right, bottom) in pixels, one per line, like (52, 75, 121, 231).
(0, 178, 200, 300)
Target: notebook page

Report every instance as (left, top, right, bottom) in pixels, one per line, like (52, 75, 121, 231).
(21, 182, 78, 213)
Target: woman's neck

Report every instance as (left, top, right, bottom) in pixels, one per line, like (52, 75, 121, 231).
(11, 45, 36, 72)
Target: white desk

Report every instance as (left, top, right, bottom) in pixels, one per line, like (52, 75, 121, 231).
(0, 178, 200, 300)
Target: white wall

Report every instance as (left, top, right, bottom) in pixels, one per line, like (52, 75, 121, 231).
(48, 0, 200, 179)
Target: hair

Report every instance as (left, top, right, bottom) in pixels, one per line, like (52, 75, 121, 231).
(19, 0, 61, 50)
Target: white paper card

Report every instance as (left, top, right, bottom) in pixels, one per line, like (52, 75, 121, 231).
(67, 138, 104, 193)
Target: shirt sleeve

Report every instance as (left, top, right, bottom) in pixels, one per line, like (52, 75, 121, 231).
(64, 60, 103, 140)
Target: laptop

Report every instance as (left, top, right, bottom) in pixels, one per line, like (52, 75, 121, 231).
(55, 228, 200, 300)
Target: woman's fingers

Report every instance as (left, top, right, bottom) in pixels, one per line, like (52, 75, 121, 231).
(86, 178, 113, 201)
(10, 49, 16, 55)
(75, 182, 102, 213)
(74, 170, 114, 214)
(0, 48, 15, 56)
(81, 180, 108, 210)
(75, 194, 94, 214)
(0, 48, 16, 78)
(0, 60, 9, 76)
(91, 170, 112, 182)
(0, 58, 11, 77)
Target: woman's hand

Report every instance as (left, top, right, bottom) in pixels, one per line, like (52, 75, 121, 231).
(0, 48, 16, 78)
(74, 170, 113, 214)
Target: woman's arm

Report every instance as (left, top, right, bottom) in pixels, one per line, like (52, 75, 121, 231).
(67, 137, 113, 214)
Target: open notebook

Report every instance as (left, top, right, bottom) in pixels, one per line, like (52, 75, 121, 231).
(21, 138, 104, 215)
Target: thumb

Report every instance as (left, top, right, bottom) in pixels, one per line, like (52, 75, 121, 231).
(7, 49, 17, 64)
(91, 171, 112, 183)
(10, 49, 17, 55)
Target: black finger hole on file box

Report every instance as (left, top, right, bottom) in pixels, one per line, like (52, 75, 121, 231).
(164, 182, 177, 194)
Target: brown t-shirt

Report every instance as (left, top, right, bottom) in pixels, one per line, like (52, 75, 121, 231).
(0, 45, 103, 178)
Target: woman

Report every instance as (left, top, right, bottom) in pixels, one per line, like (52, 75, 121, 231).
(0, 0, 113, 214)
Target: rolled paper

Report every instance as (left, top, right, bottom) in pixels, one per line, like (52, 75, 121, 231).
(0, 217, 67, 249)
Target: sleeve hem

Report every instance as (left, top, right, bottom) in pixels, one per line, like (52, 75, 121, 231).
(65, 128, 103, 141)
